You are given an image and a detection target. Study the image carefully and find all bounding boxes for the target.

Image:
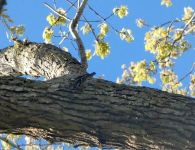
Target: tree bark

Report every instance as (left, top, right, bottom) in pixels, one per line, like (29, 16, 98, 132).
(0, 43, 85, 79)
(0, 43, 195, 149)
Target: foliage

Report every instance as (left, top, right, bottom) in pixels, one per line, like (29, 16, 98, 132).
(42, 27, 54, 43)
(117, 5, 195, 97)
(113, 5, 128, 19)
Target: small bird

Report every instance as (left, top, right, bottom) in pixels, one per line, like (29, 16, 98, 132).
(73, 72, 96, 89)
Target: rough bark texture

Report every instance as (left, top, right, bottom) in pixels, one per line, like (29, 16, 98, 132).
(0, 43, 195, 149)
(0, 43, 85, 79)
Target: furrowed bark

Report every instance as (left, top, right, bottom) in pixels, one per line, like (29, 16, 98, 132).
(0, 43, 195, 149)
(0, 43, 85, 80)
(0, 76, 195, 149)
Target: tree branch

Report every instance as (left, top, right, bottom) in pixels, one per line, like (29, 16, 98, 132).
(69, 0, 88, 72)
(0, 75, 195, 149)
(65, 0, 98, 42)
(43, 3, 71, 21)
(0, 43, 86, 79)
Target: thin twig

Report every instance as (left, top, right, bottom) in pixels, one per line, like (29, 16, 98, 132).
(43, 2, 71, 21)
(65, 0, 113, 23)
(179, 63, 195, 83)
(87, 4, 120, 33)
(77, 0, 80, 8)
(65, 0, 98, 40)
(66, 0, 78, 14)
(59, 32, 70, 45)
(173, 12, 195, 45)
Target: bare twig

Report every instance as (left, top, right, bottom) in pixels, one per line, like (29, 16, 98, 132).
(87, 4, 119, 33)
(65, 0, 98, 40)
(179, 63, 195, 83)
(59, 31, 70, 45)
(65, 0, 114, 23)
(66, 0, 78, 14)
(43, 2, 71, 21)
(173, 12, 195, 45)
(77, 0, 80, 8)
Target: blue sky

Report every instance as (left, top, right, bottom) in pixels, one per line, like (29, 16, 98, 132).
(0, 0, 195, 149)
(0, 0, 194, 90)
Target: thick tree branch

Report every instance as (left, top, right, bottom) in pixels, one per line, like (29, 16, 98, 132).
(0, 75, 195, 149)
(0, 43, 86, 79)
(69, 0, 88, 71)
